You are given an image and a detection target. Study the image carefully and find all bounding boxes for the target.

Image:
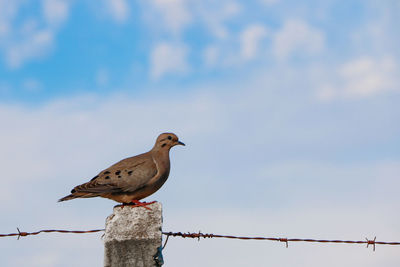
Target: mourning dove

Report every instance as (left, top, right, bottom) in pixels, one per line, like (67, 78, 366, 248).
(58, 133, 184, 207)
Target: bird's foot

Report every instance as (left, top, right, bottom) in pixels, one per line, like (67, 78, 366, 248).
(119, 200, 156, 210)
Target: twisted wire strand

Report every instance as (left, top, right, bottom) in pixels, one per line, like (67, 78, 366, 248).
(1, 228, 400, 251)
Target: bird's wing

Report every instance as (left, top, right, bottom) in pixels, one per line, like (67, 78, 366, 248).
(73, 153, 157, 194)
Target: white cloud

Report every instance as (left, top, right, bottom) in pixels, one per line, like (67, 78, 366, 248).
(142, 0, 243, 74)
(197, 1, 241, 39)
(317, 56, 398, 101)
(201, 23, 267, 68)
(273, 19, 324, 60)
(149, 0, 192, 34)
(150, 42, 190, 80)
(340, 56, 396, 96)
(142, 0, 240, 39)
(42, 0, 69, 27)
(239, 24, 268, 60)
(0, 0, 70, 68)
(221, 1, 241, 16)
(105, 0, 129, 23)
(0, 1, 20, 37)
(6, 29, 54, 68)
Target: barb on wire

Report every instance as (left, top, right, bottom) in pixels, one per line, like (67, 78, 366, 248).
(366, 236, 377, 251)
(279, 237, 289, 248)
(161, 231, 400, 251)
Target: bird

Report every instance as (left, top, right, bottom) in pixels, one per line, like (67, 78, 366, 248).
(58, 132, 185, 209)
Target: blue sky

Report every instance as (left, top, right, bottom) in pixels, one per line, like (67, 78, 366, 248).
(0, 1, 400, 266)
(2, 0, 398, 103)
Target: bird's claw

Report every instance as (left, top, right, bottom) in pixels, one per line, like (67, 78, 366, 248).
(118, 200, 156, 210)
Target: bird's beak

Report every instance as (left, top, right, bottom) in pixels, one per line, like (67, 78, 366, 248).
(177, 141, 185, 146)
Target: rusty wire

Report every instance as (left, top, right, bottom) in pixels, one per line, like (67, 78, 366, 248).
(161, 232, 400, 251)
(1, 228, 400, 251)
(0, 228, 104, 240)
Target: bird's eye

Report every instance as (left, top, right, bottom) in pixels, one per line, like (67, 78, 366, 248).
(167, 136, 172, 140)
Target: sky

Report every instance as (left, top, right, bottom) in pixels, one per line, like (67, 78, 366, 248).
(0, 0, 399, 266)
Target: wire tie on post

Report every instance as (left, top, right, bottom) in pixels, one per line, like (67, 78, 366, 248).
(162, 234, 170, 250)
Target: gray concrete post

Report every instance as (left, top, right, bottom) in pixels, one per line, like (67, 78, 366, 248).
(104, 202, 163, 267)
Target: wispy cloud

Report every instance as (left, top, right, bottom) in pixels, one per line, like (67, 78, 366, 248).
(273, 19, 325, 61)
(42, 0, 69, 27)
(146, 0, 192, 34)
(0, 0, 70, 69)
(104, 0, 129, 23)
(0, 1, 19, 37)
(318, 56, 398, 100)
(150, 42, 190, 80)
(197, 0, 241, 39)
(239, 24, 268, 60)
(6, 28, 54, 68)
(142, 0, 240, 39)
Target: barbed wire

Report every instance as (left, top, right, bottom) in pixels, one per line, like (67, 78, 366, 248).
(162, 232, 400, 251)
(0, 228, 104, 240)
(1, 228, 400, 251)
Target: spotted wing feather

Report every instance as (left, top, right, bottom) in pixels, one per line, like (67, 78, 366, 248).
(60, 153, 158, 200)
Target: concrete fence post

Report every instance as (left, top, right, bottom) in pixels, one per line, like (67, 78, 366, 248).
(104, 202, 163, 267)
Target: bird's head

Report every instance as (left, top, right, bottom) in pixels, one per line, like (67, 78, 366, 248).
(154, 132, 185, 150)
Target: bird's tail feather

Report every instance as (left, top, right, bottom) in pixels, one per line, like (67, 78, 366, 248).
(58, 194, 78, 202)
(58, 192, 99, 202)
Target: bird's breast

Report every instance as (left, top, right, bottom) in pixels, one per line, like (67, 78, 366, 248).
(149, 152, 170, 186)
